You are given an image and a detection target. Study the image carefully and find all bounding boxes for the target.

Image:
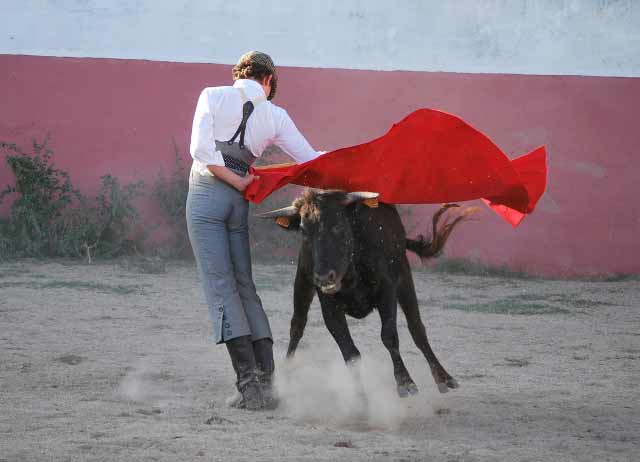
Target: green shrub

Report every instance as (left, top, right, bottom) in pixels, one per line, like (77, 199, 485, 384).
(93, 174, 146, 257)
(54, 175, 146, 260)
(1, 138, 146, 261)
(0, 137, 80, 257)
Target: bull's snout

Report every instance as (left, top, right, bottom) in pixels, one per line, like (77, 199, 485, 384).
(314, 270, 336, 286)
(314, 270, 341, 294)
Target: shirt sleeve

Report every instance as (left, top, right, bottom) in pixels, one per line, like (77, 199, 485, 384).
(273, 107, 323, 164)
(190, 88, 224, 167)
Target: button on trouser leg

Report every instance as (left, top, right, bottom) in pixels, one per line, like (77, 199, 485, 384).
(186, 179, 252, 343)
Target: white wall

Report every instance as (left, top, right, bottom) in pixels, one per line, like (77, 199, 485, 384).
(2, 0, 639, 77)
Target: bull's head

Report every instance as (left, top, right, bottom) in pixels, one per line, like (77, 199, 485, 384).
(257, 190, 378, 294)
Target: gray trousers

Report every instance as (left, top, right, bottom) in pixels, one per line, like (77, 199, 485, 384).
(186, 168, 272, 344)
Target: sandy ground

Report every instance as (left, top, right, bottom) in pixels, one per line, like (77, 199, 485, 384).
(0, 260, 638, 462)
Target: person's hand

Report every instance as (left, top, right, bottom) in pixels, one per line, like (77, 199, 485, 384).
(236, 174, 259, 192)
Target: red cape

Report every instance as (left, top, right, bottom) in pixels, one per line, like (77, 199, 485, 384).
(245, 108, 547, 227)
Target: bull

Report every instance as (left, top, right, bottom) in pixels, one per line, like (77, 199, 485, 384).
(258, 189, 474, 396)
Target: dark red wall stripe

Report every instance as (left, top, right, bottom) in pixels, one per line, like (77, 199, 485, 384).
(1, 55, 638, 275)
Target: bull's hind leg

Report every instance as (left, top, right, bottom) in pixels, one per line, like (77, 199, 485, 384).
(286, 266, 315, 358)
(397, 260, 459, 393)
(377, 288, 419, 398)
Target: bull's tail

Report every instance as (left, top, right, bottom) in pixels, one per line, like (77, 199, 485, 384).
(406, 204, 477, 259)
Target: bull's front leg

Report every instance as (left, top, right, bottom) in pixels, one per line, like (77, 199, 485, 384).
(378, 286, 419, 398)
(319, 295, 369, 416)
(286, 265, 315, 358)
(318, 294, 361, 363)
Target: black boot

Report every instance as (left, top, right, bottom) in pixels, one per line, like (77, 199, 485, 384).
(253, 338, 278, 409)
(225, 335, 264, 410)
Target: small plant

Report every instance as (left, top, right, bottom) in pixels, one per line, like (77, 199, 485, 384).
(1, 137, 147, 261)
(0, 136, 80, 257)
(94, 174, 146, 257)
(52, 194, 103, 260)
(0, 217, 17, 259)
(53, 175, 146, 260)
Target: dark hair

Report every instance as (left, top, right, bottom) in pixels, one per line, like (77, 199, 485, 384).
(232, 51, 278, 100)
(232, 62, 272, 83)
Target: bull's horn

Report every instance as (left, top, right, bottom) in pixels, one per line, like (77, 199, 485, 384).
(343, 191, 380, 207)
(255, 206, 299, 219)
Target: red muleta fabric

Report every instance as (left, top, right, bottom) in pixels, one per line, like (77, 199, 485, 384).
(245, 108, 547, 227)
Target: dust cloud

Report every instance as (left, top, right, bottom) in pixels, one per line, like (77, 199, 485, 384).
(275, 345, 436, 429)
(118, 358, 174, 404)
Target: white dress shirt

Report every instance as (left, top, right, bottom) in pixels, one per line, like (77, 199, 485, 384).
(190, 79, 322, 176)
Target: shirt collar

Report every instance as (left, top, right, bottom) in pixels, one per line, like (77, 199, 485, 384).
(233, 79, 267, 104)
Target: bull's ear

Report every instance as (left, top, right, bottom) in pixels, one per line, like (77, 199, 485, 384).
(277, 214, 301, 230)
(343, 192, 379, 208)
(255, 206, 301, 230)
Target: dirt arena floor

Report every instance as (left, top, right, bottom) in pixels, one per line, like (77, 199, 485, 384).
(1, 260, 638, 461)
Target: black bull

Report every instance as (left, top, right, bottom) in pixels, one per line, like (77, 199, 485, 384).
(259, 189, 475, 396)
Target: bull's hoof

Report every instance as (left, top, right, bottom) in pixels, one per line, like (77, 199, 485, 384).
(437, 382, 450, 393)
(397, 382, 419, 398)
(436, 377, 460, 393)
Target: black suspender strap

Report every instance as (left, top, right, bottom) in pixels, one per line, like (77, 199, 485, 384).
(226, 101, 255, 150)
